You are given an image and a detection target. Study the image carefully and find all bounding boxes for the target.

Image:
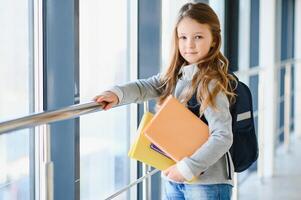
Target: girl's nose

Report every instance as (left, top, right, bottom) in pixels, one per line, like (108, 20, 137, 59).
(187, 38, 195, 48)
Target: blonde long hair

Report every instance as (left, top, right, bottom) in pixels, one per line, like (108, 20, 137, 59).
(158, 2, 237, 113)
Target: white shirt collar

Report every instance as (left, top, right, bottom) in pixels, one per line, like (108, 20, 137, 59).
(178, 63, 199, 80)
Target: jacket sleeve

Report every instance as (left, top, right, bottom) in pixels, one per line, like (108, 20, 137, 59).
(109, 73, 164, 105)
(176, 90, 233, 181)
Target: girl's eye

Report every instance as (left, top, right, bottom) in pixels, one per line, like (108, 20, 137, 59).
(195, 35, 203, 39)
(179, 36, 186, 40)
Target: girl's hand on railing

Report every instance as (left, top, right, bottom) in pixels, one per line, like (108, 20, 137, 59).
(93, 91, 119, 110)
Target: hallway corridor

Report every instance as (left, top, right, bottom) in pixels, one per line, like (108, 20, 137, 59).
(240, 135, 301, 199)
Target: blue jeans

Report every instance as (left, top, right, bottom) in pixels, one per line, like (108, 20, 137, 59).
(162, 180, 232, 200)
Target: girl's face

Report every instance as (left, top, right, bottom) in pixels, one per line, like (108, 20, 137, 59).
(177, 17, 214, 64)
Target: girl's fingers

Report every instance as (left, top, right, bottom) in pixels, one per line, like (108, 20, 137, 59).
(163, 168, 170, 176)
(163, 171, 168, 176)
(94, 95, 108, 103)
(102, 100, 118, 110)
(93, 95, 104, 102)
(96, 97, 105, 103)
(105, 106, 111, 110)
(93, 92, 118, 110)
(92, 96, 108, 110)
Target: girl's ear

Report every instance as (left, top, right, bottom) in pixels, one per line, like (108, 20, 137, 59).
(211, 42, 216, 47)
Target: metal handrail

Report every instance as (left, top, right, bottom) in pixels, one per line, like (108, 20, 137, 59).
(234, 66, 264, 77)
(0, 100, 160, 200)
(277, 58, 299, 69)
(104, 169, 160, 200)
(0, 99, 160, 200)
(234, 58, 301, 77)
(0, 101, 112, 134)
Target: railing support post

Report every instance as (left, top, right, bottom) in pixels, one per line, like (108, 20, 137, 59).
(41, 124, 53, 200)
(143, 164, 152, 200)
(284, 63, 292, 152)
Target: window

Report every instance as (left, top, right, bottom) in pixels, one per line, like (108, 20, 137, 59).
(0, 1, 34, 199)
(161, 0, 190, 71)
(79, 1, 133, 199)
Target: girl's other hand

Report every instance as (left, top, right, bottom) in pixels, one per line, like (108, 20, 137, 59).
(163, 165, 186, 182)
(93, 91, 119, 110)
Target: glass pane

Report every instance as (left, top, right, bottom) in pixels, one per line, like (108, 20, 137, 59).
(0, 130, 31, 199)
(79, 1, 130, 199)
(209, 0, 225, 53)
(0, 1, 34, 199)
(161, 0, 190, 71)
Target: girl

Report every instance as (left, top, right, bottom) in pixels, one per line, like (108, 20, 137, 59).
(94, 3, 236, 200)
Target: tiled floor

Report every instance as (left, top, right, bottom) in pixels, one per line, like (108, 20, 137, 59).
(239, 136, 301, 200)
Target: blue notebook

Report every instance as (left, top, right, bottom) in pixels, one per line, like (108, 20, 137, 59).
(150, 143, 171, 159)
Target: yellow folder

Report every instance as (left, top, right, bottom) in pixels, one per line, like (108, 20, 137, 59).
(144, 95, 209, 162)
(128, 111, 175, 170)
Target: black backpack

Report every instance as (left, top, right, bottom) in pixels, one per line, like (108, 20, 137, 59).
(187, 75, 259, 178)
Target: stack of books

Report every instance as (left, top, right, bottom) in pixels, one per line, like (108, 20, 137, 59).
(128, 95, 209, 170)
(128, 111, 175, 170)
